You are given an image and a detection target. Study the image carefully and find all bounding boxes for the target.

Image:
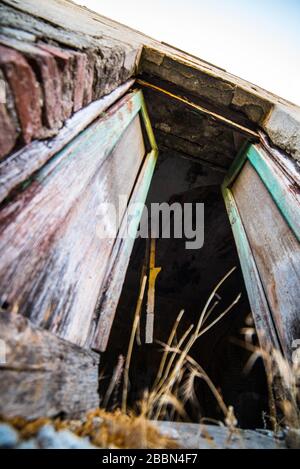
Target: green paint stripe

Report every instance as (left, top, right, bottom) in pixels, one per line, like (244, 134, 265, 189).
(36, 90, 142, 181)
(222, 141, 250, 189)
(222, 186, 281, 351)
(247, 145, 300, 242)
(120, 148, 158, 256)
(122, 89, 159, 252)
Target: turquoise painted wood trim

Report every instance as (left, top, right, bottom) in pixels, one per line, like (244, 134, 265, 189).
(222, 141, 300, 359)
(34, 86, 157, 269)
(222, 141, 250, 189)
(247, 145, 300, 242)
(92, 147, 158, 351)
(123, 88, 159, 243)
(125, 90, 158, 239)
(36, 90, 142, 181)
(122, 148, 158, 256)
(123, 89, 158, 241)
(222, 185, 281, 352)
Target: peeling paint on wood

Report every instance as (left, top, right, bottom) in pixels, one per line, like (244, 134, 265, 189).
(91, 147, 158, 351)
(223, 143, 300, 360)
(232, 162, 300, 360)
(222, 185, 281, 353)
(0, 90, 146, 348)
(0, 79, 134, 204)
(247, 145, 300, 241)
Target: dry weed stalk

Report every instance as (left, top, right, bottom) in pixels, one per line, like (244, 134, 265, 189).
(142, 266, 241, 427)
(122, 274, 147, 413)
(100, 266, 241, 440)
(240, 331, 300, 431)
(5, 268, 245, 449)
(102, 354, 125, 409)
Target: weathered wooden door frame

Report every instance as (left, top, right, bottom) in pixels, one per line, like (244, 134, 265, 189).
(222, 142, 299, 358)
(0, 88, 159, 419)
(91, 89, 159, 351)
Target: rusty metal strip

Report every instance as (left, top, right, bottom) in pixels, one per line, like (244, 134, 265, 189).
(137, 79, 260, 140)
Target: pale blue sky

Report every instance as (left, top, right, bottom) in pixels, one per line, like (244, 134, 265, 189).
(74, 0, 300, 105)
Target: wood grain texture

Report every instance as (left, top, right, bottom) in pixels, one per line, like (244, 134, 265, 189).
(232, 161, 300, 359)
(0, 79, 134, 204)
(222, 186, 281, 353)
(0, 311, 99, 419)
(91, 148, 158, 351)
(247, 145, 300, 242)
(0, 91, 145, 347)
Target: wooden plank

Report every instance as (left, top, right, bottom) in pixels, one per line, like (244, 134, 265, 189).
(232, 161, 300, 359)
(222, 186, 281, 353)
(91, 148, 158, 351)
(0, 79, 135, 204)
(154, 421, 286, 449)
(247, 144, 300, 241)
(0, 91, 145, 347)
(0, 311, 99, 419)
(145, 238, 161, 344)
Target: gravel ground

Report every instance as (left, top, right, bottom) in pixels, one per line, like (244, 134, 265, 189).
(0, 423, 98, 449)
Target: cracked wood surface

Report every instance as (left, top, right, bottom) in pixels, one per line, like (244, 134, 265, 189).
(0, 91, 145, 348)
(0, 311, 100, 419)
(232, 161, 300, 360)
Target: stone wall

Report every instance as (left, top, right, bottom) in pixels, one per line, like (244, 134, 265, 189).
(0, 0, 300, 162)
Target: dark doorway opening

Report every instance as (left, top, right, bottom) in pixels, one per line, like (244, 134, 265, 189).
(99, 150, 269, 429)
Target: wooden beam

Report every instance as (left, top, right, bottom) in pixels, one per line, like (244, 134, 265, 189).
(0, 311, 99, 420)
(157, 142, 228, 174)
(145, 238, 161, 344)
(136, 79, 260, 140)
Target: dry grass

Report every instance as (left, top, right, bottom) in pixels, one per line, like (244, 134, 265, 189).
(4, 410, 178, 449)
(240, 330, 300, 431)
(69, 409, 179, 449)
(4, 267, 245, 448)
(4, 264, 300, 448)
(122, 274, 148, 413)
(140, 266, 241, 427)
(96, 266, 241, 431)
